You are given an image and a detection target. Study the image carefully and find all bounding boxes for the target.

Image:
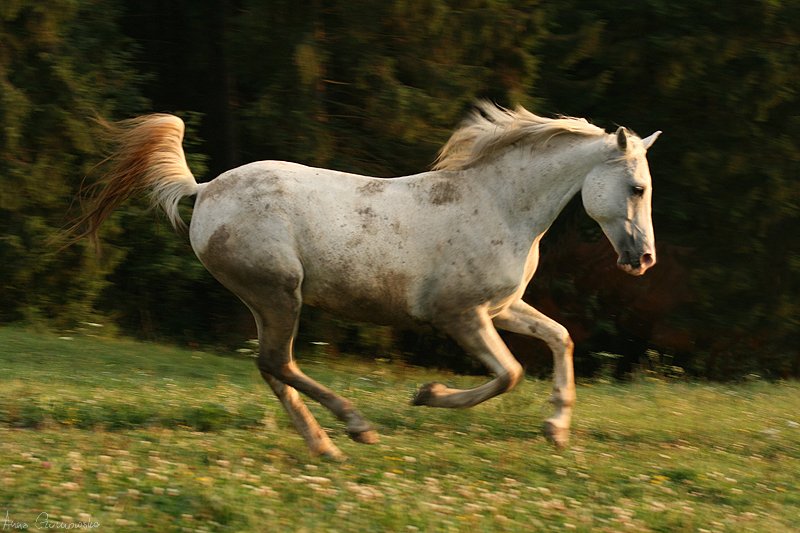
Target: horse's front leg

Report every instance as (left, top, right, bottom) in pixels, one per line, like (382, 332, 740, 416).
(493, 300, 575, 448)
(412, 309, 523, 408)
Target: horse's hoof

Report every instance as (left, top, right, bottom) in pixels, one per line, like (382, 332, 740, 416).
(317, 446, 347, 462)
(411, 382, 447, 406)
(542, 420, 570, 449)
(348, 429, 380, 444)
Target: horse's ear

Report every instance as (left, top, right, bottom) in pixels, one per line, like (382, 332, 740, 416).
(616, 126, 628, 152)
(641, 130, 662, 150)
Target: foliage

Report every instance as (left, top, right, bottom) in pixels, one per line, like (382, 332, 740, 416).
(0, 1, 144, 326)
(0, 0, 798, 377)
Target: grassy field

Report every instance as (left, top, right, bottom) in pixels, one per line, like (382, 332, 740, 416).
(0, 326, 798, 532)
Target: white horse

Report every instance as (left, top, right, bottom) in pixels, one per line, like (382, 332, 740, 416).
(72, 102, 660, 459)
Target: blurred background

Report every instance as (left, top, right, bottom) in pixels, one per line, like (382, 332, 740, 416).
(0, 0, 797, 380)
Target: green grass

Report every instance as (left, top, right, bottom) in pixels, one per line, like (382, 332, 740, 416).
(1, 326, 798, 532)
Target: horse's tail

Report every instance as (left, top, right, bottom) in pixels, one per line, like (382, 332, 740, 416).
(66, 114, 198, 250)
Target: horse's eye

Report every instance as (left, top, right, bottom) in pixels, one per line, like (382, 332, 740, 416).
(632, 186, 645, 198)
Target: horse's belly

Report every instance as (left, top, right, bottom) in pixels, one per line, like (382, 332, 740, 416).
(302, 269, 417, 326)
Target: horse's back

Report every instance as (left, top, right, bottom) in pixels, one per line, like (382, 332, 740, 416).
(190, 160, 405, 260)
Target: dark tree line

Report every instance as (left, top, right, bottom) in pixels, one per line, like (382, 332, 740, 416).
(1, 1, 797, 379)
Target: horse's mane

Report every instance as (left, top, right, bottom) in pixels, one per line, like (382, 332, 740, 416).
(433, 101, 606, 171)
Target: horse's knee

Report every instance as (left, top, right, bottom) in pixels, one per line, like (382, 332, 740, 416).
(552, 335, 574, 362)
(563, 335, 574, 353)
(549, 326, 573, 356)
(499, 362, 524, 393)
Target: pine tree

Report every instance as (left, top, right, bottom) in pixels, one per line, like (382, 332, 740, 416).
(0, 1, 145, 325)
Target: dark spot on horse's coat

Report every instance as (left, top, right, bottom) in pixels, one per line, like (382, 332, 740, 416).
(375, 270, 411, 319)
(491, 239, 503, 246)
(319, 268, 412, 325)
(358, 180, 387, 195)
(208, 225, 230, 249)
(357, 207, 378, 233)
(202, 225, 232, 268)
(473, 209, 479, 216)
(199, 171, 289, 207)
(346, 233, 364, 249)
(245, 172, 284, 196)
(428, 181, 462, 205)
(198, 176, 237, 205)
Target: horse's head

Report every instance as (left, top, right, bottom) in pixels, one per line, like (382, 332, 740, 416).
(581, 127, 661, 276)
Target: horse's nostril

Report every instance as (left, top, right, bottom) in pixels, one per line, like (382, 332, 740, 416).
(641, 253, 655, 268)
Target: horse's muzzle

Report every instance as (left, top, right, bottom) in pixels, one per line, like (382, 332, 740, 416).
(617, 251, 655, 276)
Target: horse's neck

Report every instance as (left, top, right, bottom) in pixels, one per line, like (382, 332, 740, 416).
(474, 137, 607, 237)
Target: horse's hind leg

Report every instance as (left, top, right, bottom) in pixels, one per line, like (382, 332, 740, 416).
(251, 287, 379, 447)
(247, 296, 344, 459)
(260, 372, 344, 460)
(259, 339, 379, 445)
